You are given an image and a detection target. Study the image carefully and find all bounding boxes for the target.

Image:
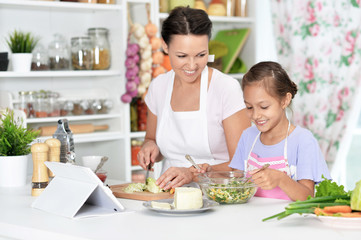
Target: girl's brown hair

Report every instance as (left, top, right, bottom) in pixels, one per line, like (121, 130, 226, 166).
(161, 6, 212, 45)
(242, 61, 298, 101)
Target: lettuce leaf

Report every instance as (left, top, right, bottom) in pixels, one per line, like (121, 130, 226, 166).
(315, 176, 350, 197)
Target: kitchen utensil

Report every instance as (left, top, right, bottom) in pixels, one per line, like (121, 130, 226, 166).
(145, 163, 151, 183)
(39, 123, 109, 136)
(198, 170, 257, 204)
(244, 163, 270, 182)
(185, 154, 212, 182)
(110, 184, 173, 201)
(94, 156, 108, 173)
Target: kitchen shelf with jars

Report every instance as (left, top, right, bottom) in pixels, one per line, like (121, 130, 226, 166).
(0, 0, 140, 181)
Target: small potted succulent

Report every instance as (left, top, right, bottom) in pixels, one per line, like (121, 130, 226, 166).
(0, 109, 39, 187)
(5, 30, 39, 72)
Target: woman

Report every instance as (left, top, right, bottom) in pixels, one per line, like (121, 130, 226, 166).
(138, 6, 250, 190)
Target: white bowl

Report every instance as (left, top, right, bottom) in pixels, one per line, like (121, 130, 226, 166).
(81, 156, 103, 172)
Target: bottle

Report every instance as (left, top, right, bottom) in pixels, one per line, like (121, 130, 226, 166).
(53, 119, 76, 164)
(31, 143, 49, 196)
(87, 28, 111, 70)
(45, 138, 61, 179)
(18, 91, 29, 116)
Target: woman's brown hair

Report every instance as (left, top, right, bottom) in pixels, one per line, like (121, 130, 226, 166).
(161, 6, 212, 45)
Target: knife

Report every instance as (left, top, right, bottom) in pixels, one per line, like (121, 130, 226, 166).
(145, 163, 151, 184)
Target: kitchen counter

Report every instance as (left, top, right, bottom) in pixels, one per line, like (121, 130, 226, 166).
(0, 181, 360, 240)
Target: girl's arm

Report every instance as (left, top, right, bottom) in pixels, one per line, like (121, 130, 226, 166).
(251, 169, 314, 201)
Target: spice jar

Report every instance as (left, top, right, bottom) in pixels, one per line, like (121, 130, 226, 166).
(98, 98, 113, 114)
(60, 100, 74, 116)
(88, 28, 111, 70)
(71, 37, 93, 70)
(47, 91, 60, 117)
(31, 44, 50, 71)
(131, 139, 143, 165)
(48, 34, 70, 70)
(18, 91, 29, 116)
(98, 0, 115, 4)
(72, 100, 84, 115)
(34, 91, 49, 118)
(27, 91, 36, 118)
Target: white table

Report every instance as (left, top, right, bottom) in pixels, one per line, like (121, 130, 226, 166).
(0, 181, 360, 240)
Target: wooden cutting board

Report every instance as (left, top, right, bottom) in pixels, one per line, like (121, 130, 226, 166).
(110, 183, 173, 201)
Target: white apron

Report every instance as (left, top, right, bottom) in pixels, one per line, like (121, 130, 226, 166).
(156, 67, 225, 174)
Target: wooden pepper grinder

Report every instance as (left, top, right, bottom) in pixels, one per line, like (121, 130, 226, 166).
(31, 143, 49, 197)
(45, 138, 61, 179)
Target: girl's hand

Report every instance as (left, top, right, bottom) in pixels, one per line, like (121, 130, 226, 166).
(156, 167, 193, 190)
(137, 140, 160, 169)
(250, 168, 286, 190)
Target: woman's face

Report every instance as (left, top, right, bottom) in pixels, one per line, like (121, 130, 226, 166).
(243, 83, 289, 135)
(162, 34, 209, 83)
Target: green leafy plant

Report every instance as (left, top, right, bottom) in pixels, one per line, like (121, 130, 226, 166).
(0, 109, 39, 156)
(5, 30, 39, 53)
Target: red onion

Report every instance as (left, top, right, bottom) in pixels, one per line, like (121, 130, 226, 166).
(126, 81, 137, 92)
(121, 93, 132, 103)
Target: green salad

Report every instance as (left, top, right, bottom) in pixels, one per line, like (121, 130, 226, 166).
(203, 179, 257, 204)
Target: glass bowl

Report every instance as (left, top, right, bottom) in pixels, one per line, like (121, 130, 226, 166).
(198, 170, 257, 204)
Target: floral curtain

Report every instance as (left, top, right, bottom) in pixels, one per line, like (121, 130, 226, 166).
(270, 0, 361, 168)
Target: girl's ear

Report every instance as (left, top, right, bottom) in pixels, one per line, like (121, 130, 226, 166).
(161, 39, 169, 54)
(282, 92, 292, 109)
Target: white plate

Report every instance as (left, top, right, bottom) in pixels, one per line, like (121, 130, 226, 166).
(143, 198, 219, 214)
(309, 214, 361, 229)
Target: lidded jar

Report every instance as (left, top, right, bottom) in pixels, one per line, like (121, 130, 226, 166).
(34, 90, 49, 118)
(31, 44, 50, 71)
(71, 37, 93, 70)
(87, 28, 111, 70)
(48, 34, 70, 70)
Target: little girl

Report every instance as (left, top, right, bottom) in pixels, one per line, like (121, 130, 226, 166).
(229, 61, 331, 201)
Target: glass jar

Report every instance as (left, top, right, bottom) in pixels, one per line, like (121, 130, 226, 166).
(71, 37, 93, 70)
(87, 28, 111, 70)
(47, 91, 60, 117)
(98, 98, 113, 114)
(31, 44, 49, 71)
(98, 0, 115, 4)
(48, 34, 70, 70)
(60, 100, 74, 116)
(27, 91, 36, 118)
(137, 98, 147, 131)
(131, 139, 143, 165)
(34, 91, 49, 118)
(18, 91, 29, 116)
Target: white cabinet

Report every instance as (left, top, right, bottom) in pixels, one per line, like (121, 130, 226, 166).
(0, 0, 134, 181)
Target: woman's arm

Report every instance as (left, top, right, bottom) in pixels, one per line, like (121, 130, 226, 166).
(201, 108, 250, 172)
(138, 108, 163, 169)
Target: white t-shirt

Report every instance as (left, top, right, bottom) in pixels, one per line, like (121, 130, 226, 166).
(145, 68, 245, 162)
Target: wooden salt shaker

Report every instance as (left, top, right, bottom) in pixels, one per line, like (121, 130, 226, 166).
(45, 138, 61, 178)
(31, 143, 49, 197)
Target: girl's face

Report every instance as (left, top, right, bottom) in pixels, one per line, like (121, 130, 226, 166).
(162, 34, 209, 84)
(243, 83, 290, 135)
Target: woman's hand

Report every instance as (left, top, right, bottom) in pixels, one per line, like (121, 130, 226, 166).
(156, 167, 193, 190)
(137, 140, 160, 169)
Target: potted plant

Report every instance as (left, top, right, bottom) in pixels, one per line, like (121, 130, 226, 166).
(0, 109, 39, 187)
(5, 30, 39, 72)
